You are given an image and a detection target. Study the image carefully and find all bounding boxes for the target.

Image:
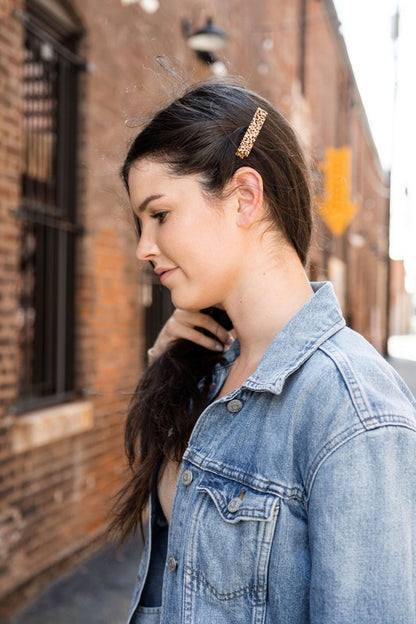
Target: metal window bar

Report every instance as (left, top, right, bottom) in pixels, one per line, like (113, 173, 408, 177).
(14, 19, 82, 412)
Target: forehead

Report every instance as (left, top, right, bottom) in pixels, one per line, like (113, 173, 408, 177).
(127, 159, 201, 206)
(128, 159, 169, 195)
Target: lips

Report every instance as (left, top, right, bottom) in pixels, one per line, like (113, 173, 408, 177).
(155, 267, 178, 283)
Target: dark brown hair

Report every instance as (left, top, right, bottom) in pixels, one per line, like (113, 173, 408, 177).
(110, 80, 313, 541)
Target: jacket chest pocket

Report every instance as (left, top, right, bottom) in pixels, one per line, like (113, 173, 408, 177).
(184, 472, 280, 607)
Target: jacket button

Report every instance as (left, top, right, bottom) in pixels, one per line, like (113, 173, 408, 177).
(182, 469, 193, 486)
(228, 497, 242, 513)
(226, 398, 243, 413)
(168, 556, 178, 572)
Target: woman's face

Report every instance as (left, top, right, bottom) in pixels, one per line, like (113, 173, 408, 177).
(128, 159, 242, 310)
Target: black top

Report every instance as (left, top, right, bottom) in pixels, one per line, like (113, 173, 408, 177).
(139, 475, 169, 608)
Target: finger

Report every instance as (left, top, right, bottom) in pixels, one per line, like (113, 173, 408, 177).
(209, 321, 233, 346)
(172, 309, 209, 329)
(175, 310, 232, 345)
(180, 326, 225, 352)
(156, 313, 220, 347)
(195, 316, 233, 346)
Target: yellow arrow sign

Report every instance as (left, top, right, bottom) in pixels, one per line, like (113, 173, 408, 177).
(319, 146, 358, 236)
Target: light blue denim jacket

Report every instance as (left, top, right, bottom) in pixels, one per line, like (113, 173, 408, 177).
(128, 282, 416, 624)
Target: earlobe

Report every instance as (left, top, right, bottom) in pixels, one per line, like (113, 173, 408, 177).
(232, 167, 264, 228)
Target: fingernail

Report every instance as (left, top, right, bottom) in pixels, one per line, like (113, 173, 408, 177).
(225, 336, 235, 346)
(215, 344, 224, 352)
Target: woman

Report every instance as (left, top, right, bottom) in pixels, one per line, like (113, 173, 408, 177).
(112, 81, 416, 623)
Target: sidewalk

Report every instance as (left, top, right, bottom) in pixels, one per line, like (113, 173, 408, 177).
(3, 537, 142, 624)
(3, 356, 415, 624)
(387, 333, 416, 396)
(388, 356, 416, 397)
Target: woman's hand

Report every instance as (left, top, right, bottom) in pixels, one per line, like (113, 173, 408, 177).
(147, 309, 234, 365)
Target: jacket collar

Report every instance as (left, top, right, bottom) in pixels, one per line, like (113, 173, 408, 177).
(221, 281, 345, 396)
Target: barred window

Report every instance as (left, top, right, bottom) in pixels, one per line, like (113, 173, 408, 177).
(15, 4, 84, 411)
(142, 265, 174, 360)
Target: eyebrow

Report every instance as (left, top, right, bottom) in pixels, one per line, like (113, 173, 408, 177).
(137, 194, 164, 213)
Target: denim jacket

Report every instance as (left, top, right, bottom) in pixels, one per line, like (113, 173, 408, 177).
(128, 282, 416, 624)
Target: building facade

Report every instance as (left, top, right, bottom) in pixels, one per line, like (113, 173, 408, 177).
(0, 0, 389, 614)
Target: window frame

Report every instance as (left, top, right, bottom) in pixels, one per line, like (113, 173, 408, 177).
(13, 5, 84, 414)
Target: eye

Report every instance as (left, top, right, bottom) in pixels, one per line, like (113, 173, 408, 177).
(151, 211, 168, 224)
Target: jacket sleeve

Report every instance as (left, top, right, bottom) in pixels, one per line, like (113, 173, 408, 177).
(308, 425, 416, 624)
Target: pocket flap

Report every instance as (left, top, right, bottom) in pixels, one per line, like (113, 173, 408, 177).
(197, 472, 279, 523)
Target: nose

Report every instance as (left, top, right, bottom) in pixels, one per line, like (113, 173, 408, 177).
(135, 230, 159, 261)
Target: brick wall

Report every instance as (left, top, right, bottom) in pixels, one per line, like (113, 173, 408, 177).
(0, 0, 389, 615)
(302, 0, 390, 351)
(0, 0, 27, 614)
(346, 115, 390, 351)
(0, 0, 23, 414)
(390, 259, 412, 335)
(0, 0, 146, 614)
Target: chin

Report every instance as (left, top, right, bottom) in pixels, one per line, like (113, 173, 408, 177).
(170, 293, 194, 310)
(171, 291, 218, 312)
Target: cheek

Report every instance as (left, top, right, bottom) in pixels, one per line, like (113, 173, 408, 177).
(160, 222, 202, 257)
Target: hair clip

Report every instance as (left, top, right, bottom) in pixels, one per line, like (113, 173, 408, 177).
(235, 107, 268, 159)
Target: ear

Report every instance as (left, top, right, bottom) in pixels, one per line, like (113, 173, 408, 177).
(231, 167, 264, 228)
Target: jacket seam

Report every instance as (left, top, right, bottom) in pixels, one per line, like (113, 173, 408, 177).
(184, 450, 304, 503)
(245, 319, 345, 393)
(318, 340, 374, 427)
(305, 420, 416, 506)
(184, 565, 266, 600)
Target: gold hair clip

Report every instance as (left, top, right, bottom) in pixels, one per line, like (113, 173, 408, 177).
(235, 107, 268, 159)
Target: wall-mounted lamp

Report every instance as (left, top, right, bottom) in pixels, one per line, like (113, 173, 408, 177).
(121, 0, 160, 12)
(182, 17, 227, 65)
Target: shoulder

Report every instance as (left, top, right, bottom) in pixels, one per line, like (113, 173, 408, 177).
(280, 327, 416, 486)
(317, 326, 416, 426)
(289, 325, 416, 423)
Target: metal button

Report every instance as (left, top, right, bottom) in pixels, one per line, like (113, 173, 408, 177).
(182, 469, 193, 486)
(168, 555, 178, 572)
(226, 398, 243, 413)
(227, 497, 242, 513)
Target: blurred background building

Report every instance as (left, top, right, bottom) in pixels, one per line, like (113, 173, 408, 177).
(0, 0, 411, 617)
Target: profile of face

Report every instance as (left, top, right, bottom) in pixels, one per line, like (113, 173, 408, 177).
(122, 82, 313, 288)
(129, 159, 248, 311)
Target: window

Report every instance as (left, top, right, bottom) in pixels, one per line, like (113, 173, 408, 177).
(15, 4, 83, 411)
(142, 266, 174, 359)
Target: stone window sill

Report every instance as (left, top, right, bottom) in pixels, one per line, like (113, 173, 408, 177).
(11, 401, 94, 454)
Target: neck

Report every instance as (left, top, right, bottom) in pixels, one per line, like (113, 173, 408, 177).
(224, 244, 313, 370)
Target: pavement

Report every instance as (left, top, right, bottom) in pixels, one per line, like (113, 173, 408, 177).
(387, 355, 416, 397)
(2, 537, 143, 624)
(3, 348, 415, 624)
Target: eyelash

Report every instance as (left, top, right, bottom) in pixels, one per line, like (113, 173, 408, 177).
(151, 211, 168, 224)
(133, 211, 167, 238)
